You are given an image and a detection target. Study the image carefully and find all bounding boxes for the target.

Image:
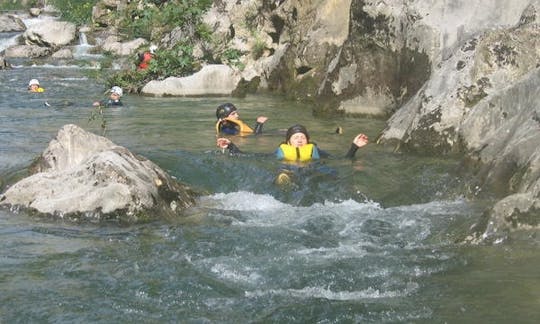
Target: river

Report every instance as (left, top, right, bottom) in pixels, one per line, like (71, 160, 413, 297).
(0, 59, 539, 322)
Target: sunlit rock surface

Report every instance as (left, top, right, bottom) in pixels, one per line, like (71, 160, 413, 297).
(141, 64, 241, 96)
(0, 124, 198, 224)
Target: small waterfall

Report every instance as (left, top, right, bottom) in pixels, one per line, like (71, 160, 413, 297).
(73, 31, 100, 59)
(79, 31, 88, 46)
(0, 33, 19, 53)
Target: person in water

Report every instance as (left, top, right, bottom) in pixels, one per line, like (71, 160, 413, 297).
(28, 79, 44, 93)
(217, 124, 368, 185)
(217, 124, 368, 160)
(93, 86, 124, 107)
(137, 44, 157, 70)
(215, 102, 268, 136)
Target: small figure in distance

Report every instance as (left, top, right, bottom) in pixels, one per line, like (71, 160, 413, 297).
(215, 102, 268, 136)
(137, 44, 157, 70)
(93, 86, 124, 107)
(217, 124, 369, 186)
(28, 79, 44, 93)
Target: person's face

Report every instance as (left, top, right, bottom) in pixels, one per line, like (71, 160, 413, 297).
(110, 92, 120, 100)
(29, 84, 39, 92)
(288, 132, 308, 148)
(227, 110, 239, 120)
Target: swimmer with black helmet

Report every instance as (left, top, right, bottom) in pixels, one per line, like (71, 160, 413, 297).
(215, 102, 268, 136)
(218, 123, 368, 160)
(217, 124, 368, 184)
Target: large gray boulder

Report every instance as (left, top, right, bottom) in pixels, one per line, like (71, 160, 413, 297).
(23, 20, 76, 49)
(0, 124, 198, 224)
(142, 64, 241, 96)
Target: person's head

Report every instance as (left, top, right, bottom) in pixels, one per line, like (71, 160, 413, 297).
(28, 79, 40, 91)
(286, 124, 310, 148)
(216, 103, 238, 120)
(110, 86, 123, 99)
(149, 44, 158, 54)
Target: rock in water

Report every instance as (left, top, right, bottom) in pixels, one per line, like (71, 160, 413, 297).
(0, 124, 198, 224)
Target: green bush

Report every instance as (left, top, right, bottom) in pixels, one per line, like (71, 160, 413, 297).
(49, 0, 97, 25)
(119, 0, 212, 41)
(0, 0, 40, 10)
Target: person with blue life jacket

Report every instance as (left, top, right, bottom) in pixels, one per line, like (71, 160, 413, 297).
(215, 102, 268, 135)
(93, 86, 123, 107)
(217, 124, 369, 184)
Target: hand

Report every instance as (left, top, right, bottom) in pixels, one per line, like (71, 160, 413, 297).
(217, 137, 231, 149)
(92, 101, 100, 106)
(256, 116, 268, 123)
(353, 133, 368, 148)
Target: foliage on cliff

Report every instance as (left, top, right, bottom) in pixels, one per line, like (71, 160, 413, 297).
(101, 0, 214, 91)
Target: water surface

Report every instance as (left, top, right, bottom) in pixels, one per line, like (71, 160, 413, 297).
(1, 63, 539, 323)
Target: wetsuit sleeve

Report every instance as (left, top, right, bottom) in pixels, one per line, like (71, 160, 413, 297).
(315, 145, 330, 158)
(344, 143, 360, 158)
(253, 122, 264, 135)
(226, 141, 242, 154)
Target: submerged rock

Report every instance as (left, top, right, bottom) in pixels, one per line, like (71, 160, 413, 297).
(0, 124, 198, 224)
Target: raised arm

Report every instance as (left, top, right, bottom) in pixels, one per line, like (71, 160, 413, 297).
(217, 137, 242, 154)
(345, 133, 369, 158)
(253, 116, 268, 135)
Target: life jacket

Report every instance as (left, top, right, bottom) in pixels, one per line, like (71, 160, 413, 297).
(138, 52, 153, 70)
(29, 87, 45, 93)
(215, 118, 254, 135)
(278, 143, 316, 162)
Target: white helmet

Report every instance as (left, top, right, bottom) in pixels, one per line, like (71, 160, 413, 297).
(110, 86, 123, 97)
(28, 79, 40, 86)
(149, 44, 158, 54)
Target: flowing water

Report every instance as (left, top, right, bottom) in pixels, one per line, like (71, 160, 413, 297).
(1, 59, 540, 322)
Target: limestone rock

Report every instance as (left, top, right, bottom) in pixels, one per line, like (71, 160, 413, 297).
(0, 124, 198, 224)
(0, 14, 26, 32)
(4, 45, 51, 58)
(141, 64, 241, 96)
(23, 20, 76, 49)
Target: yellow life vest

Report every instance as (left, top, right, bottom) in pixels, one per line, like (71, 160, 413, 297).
(215, 118, 254, 135)
(30, 87, 45, 93)
(279, 143, 315, 162)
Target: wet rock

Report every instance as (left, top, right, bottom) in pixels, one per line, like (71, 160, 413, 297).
(4, 45, 51, 58)
(0, 124, 198, 224)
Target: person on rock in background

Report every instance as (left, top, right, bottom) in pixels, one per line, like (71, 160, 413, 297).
(137, 44, 157, 70)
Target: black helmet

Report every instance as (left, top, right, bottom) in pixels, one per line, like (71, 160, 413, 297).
(216, 103, 237, 120)
(286, 124, 309, 142)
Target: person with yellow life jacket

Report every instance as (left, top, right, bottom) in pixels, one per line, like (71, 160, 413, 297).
(217, 124, 368, 185)
(28, 79, 45, 93)
(215, 103, 268, 136)
(217, 124, 368, 160)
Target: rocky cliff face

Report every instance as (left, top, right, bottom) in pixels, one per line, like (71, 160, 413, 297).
(206, 0, 540, 242)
